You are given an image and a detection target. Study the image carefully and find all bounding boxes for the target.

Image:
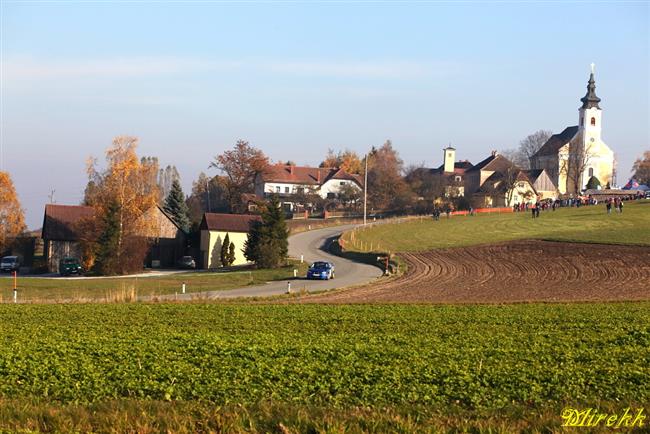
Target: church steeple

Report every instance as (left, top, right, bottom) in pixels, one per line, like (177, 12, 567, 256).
(580, 64, 601, 109)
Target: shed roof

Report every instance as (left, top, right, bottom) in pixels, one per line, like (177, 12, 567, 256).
(200, 213, 261, 232)
(42, 204, 94, 241)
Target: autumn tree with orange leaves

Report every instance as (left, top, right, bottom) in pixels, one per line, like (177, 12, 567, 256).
(82, 136, 160, 275)
(320, 148, 363, 174)
(210, 140, 269, 213)
(0, 171, 26, 253)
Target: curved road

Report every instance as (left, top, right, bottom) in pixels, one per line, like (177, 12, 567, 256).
(154, 224, 383, 301)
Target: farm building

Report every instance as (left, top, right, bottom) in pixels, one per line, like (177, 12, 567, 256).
(42, 204, 187, 272)
(524, 169, 557, 200)
(199, 213, 261, 269)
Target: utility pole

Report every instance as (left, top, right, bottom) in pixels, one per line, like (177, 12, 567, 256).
(48, 189, 56, 204)
(363, 153, 368, 225)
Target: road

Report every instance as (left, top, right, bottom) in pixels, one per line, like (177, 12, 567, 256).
(151, 224, 383, 301)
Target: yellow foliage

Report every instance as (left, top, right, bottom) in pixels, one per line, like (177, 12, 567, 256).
(0, 171, 26, 251)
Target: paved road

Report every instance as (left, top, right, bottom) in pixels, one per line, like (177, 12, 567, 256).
(151, 224, 383, 301)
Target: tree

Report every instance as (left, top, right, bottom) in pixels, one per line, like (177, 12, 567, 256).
(210, 140, 269, 213)
(586, 176, 601, 190)
(519, 130, 552, 169)
(158, 164, 180, 203)
(405, 164, 446, 201)
(186, 173, 230, 227)
(0, 171, 26, 253)
(220, 233, 231, 267)
(92, 199, 120, 275)
(228, 241, 236, 266)
(83, 136, 160, 275)
(367, 140, 411, 210)
(320, 148, 363, 174)
(338, 183, 362, 209)
(244, 195, 288, 268)
(559, 141, 596, 194)
(163, 178, 191, 233)
(632, 150, 650, 185)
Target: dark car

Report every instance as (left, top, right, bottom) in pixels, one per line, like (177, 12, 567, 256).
(307, 261, 335, 280)
(59, 257, 83, 276)
(177, 256, 196, 269)
(0, 256, 20, 273)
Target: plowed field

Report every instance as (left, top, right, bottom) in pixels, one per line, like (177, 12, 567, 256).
(310, 240, 650, 303)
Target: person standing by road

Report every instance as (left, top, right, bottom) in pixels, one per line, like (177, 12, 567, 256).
(606, 199, 612, 214)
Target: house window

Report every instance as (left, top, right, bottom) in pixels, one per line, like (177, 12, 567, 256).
(591, 117, 596, 126)
(298, 187, 305, 194)
(340, 181, 346, 185)
(327, 193, 336, 199)
(276, 186, 281, 193)
(455, 176, 461, 183)
(580, 116, 584, 126)
(285, 187, 290, 193)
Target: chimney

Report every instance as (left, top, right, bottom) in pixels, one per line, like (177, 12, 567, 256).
(317, 170, 321, 183)
(289, 165, 294, 175)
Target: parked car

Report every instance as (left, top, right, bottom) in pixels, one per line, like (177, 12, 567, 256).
(0, 256, 20, 273)
(177, 256, 196, 269)
(59, 257, 83, 276)
(307, 261, 335, 280)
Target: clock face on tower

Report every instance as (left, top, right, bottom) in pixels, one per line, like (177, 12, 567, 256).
(590, 138, 595, 143)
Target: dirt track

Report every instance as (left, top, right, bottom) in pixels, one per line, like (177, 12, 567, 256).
(307, 240, 650, 303)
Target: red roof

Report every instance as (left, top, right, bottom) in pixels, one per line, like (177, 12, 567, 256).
(261, 165, 362, 186)
(42, 204, 94, 241)
(200, 213, 261, 232)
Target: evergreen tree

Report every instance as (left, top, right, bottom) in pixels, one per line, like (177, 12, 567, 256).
(586, 176, 601, 190)
(221, 233, 231, 266)
(228, 241, 236, 266)
(163, 178, 191, 233)
(244, 195, 289, 268)
(93, 200, 121, 275)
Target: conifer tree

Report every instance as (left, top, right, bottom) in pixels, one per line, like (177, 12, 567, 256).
(228, 241, 236, 266)
(221, 233, 231, 266)
(163, 178, 191, 233)
(93, 200, 121, 275)
(244, 195, 288, 268)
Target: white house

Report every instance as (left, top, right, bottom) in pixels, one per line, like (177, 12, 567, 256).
(254, 165, 363, 210)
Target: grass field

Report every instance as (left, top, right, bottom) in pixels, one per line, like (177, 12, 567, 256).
(0, 262, 308, 302)
(0, 303, 648, 432)
(341, 200, 650, 253)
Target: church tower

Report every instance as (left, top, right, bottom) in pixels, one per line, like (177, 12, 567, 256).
(443, 146, 455, 173)
(578, 64, 602, 148)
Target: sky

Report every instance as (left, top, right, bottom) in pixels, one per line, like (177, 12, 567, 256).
(1, 1, 648, 229)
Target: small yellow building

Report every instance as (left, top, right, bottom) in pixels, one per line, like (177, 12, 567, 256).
(199, 213, 261, 269)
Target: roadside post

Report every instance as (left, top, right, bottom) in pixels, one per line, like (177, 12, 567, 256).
(293, 269, 297, 278)
(13, 271, 17, 303)
(182, 282, 186, 294)
(300, 255, 303, 264)
(286, 281, 292, 294)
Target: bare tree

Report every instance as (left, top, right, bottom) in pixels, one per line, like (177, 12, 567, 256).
(519, 130, 552, 169)
(559, 141, 596, 194)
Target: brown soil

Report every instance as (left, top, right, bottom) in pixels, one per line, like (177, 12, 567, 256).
(306, 240, 650, 303)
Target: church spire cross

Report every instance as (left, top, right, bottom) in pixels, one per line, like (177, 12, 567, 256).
(580, 66, 601, 109)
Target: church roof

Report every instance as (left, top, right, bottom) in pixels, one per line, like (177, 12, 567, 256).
(533, 126, 579, 157)
(580, 72, 601, 109)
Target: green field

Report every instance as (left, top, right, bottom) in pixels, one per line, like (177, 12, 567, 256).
(0, 262, 307, 303)
(0, 303, 648, 432)
(342, 200, 650, 253)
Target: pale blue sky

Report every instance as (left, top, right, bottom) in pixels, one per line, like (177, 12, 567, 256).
(1, 1, 648, 228)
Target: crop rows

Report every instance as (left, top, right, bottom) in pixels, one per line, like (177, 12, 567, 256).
(0, 304, 648, 409)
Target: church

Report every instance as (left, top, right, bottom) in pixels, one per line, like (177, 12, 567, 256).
(530, 67, 615, 194)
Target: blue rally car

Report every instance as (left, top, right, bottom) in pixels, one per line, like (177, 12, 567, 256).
(307, 261, 335, 280)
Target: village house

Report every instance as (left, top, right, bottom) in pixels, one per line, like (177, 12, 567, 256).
(530, 67, 615, 193)
(464, 152, 537, 208)
(254, 165, 363, 211)
(408, 146, 473, 198)
(41, 204, 186, 273)
(199, 213, 261, 269)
